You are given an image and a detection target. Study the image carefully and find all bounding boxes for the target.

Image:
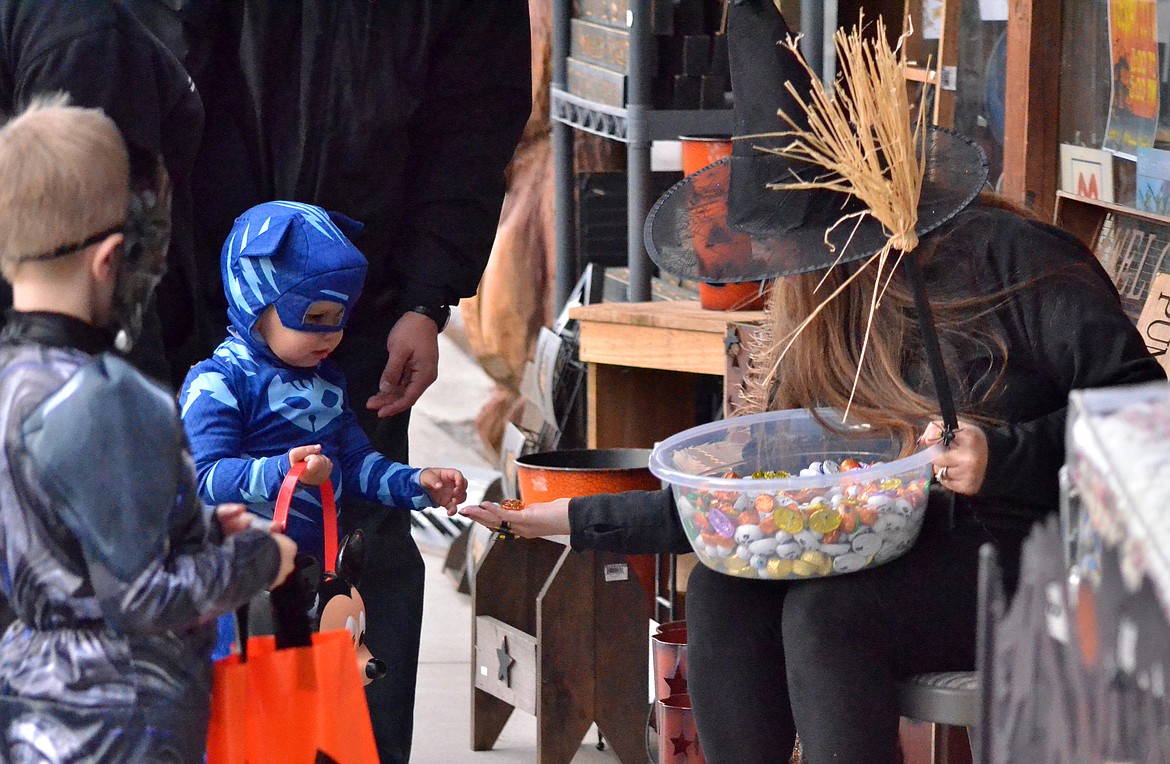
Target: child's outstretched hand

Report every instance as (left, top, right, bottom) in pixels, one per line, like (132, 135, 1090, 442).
(288, 444, 333, 486)
(419, 467, 468, 516)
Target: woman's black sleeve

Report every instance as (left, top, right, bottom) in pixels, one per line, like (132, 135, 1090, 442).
(568, 488, 694, 554)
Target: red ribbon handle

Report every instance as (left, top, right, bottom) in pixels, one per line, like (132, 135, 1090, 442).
(273, 460, 338, 575)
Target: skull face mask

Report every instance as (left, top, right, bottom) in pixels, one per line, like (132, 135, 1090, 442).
(112, 153, 171, 352)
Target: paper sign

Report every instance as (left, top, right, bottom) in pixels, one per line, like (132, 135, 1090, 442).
(1136, 272, 1170, 374)
(1060, 144, 1115, 202)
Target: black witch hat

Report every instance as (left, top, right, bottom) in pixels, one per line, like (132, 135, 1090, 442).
(643, 0, 989, 285)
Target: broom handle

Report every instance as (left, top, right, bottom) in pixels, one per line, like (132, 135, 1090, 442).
(273, 461, 339, 574)
(902, 250, 959, 444)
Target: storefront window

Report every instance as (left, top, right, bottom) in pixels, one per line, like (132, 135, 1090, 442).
(902, 0, 1009, 188)
(1059, 0, 1170, 328)
(951, 0, 1009, 189)
(1060, 0, 1170, 209)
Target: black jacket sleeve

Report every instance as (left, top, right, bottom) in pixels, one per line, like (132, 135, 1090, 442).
(569, 488, 694, 555)
(972, 217, 1165, 516)
(393, 1, 531, 308)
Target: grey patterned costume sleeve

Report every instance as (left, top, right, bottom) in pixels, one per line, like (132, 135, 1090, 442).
(0, 350, 280, 762)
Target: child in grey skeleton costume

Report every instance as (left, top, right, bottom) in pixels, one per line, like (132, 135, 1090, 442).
(0, 96, 296, 762)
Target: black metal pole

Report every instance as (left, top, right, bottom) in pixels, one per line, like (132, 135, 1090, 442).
(800, 0, 824, 82)
(902, 250, 959, 442)
(627, 1, 653, 302)
(552, 0, 577, 313)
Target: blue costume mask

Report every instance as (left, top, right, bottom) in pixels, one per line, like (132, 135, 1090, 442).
(221, 201, 367, 340)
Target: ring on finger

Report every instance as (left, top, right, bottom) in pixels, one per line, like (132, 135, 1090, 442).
(936, 465, 949, 482)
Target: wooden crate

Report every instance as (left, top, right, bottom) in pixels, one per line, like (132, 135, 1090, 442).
(573, 0, 628, 28)
(572, 0, 674, 34)
(570, 18, 629, 72)
(566, 57, 626, 108)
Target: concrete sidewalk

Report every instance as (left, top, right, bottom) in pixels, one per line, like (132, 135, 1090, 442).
(406, 320, 620, 763)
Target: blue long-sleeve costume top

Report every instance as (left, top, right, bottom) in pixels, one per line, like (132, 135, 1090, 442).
(178, 201, 431, 564)
(180, 336, 429, 561)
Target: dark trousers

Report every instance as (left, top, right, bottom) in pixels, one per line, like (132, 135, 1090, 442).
(685, 518, 1010, 764)
(334, 331, 424, 764)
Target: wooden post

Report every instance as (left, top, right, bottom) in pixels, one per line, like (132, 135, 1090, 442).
(1002, 0, 1063, 220)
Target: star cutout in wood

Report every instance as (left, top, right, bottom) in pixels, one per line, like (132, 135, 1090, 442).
(670, 731, 694, 756)
(664, 665, 688, 696)
(496, 636, 515, 686)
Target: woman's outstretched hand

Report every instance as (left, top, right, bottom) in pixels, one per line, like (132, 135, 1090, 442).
(920, 418, 989, 496)
(460, 498, 573, 539)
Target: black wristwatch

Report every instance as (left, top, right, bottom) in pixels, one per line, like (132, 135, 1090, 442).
(407, 304, 451, 332)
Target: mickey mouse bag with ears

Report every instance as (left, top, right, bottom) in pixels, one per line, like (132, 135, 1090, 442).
(206, 463, 378, 764)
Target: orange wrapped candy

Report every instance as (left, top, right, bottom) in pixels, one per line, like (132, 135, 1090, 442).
(497, 499, 525, 539)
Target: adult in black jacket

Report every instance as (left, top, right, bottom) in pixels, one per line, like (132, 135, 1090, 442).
(0, 0, 204, 387)
(462, 3, 1166, 761)
(182, 4, 531, 760)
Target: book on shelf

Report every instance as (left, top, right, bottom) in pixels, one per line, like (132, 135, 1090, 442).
(1136, 146, 1170, 216)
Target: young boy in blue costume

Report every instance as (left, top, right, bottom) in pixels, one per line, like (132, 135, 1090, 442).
(180, 201, 467, 565)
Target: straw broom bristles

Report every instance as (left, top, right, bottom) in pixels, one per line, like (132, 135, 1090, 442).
(746, 13, 928, 417)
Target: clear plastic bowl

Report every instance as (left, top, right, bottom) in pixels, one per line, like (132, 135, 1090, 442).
(649, 408, 942, 580)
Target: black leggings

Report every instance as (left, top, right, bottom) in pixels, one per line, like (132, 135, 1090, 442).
(684, 521, 1007, 764)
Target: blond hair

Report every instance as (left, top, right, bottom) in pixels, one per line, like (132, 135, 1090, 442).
(0, 94, 129, 280)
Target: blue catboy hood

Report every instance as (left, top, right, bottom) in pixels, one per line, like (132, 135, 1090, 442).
(221, 201, 367, 340)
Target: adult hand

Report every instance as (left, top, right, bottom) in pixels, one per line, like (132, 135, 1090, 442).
(366, 312, 440, 419)
(460, 498, 573, 539)
(420, 467, 469, 516)
(214, 503, 253, 537)
(269, 533, 298, 589)
(920, 419, 989, 496)
(288, 444, 332, 486)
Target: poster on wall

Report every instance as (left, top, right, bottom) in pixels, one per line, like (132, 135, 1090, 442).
(1104, 0, 1160, 158)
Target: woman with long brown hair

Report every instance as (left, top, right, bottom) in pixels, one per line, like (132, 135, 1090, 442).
(463, 2, 1165, 761)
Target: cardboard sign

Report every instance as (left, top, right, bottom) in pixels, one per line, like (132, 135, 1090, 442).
(1136, 272, 1170, 373)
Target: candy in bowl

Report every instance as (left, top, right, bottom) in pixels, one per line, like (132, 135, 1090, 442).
(649, 408, 942, 580)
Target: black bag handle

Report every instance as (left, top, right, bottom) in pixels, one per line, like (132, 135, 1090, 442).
(235, 554, 316, 662)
